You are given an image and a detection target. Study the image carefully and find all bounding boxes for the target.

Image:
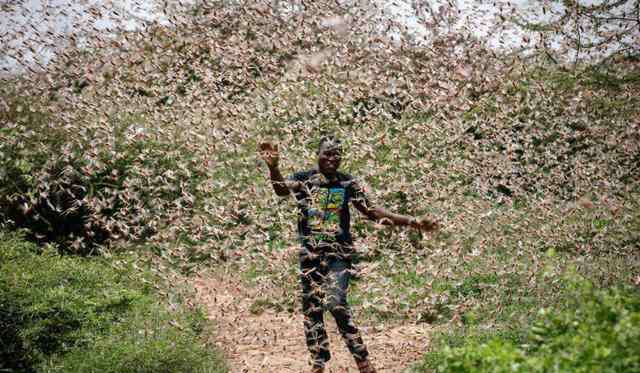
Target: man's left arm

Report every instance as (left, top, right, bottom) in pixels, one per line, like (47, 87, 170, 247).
(353, 201, 437, 231)
(350, 182, 438, 231)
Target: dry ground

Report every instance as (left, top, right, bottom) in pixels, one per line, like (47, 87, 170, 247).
(193, 263, 433, 373)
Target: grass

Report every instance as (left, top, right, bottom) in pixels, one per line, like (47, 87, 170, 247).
(0, 231, 227, 373)
(413, 275, 640, 373)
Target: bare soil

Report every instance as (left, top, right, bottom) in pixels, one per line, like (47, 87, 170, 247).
(193, 269, 432, 373)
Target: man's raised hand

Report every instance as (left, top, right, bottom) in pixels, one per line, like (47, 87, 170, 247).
(259, 142, 301, 194)
(259, 142, 279, 168)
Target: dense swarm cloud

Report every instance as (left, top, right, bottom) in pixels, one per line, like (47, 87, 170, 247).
(1, 0, 638, 326)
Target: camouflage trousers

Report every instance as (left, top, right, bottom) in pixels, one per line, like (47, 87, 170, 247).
(299, 247, 369, 369)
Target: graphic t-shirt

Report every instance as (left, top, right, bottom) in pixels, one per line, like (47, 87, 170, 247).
(288, 169, 369, 250)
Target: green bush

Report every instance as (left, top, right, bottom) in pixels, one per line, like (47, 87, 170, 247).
(417, 278, 640, 373)
(0, 231, 227, 373)
(0, 93, 209, 254)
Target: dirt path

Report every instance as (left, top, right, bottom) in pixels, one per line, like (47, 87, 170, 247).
(193, 272, 432, 372)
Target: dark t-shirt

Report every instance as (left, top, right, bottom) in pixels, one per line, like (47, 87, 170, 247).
(288, 169, 370, 250)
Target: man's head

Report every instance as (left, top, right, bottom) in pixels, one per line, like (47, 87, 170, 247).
(317, 136, 342, 176)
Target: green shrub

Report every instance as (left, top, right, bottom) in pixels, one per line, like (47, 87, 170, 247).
(0, 93, 209, 254)
(416, 278, 640, 373)
(0, 231, 227, 373)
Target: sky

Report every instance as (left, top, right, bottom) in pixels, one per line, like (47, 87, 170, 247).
(1, 0, 637, 74)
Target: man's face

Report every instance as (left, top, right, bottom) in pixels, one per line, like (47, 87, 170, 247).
(318, 141, 342, 176)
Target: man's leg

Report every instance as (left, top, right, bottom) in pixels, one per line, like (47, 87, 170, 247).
(301, 256, 331, 369)
(325, 258, 374, 371)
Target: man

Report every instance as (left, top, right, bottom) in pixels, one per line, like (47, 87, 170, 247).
(259, 136, 437, 373)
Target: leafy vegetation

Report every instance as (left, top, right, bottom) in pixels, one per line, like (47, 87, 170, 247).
(0, 231, 226, 373)
(415, 275, 640, 373)
(0, 93, 211, 254)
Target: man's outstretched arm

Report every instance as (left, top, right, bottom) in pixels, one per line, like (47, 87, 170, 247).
(259, 142, 300, 197)
(353, 198, 438, 231)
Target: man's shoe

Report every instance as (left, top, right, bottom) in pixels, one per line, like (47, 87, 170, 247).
(356, 358, 377, 373)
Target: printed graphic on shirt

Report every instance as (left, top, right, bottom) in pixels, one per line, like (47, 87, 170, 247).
(307, 187, 345, 240)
